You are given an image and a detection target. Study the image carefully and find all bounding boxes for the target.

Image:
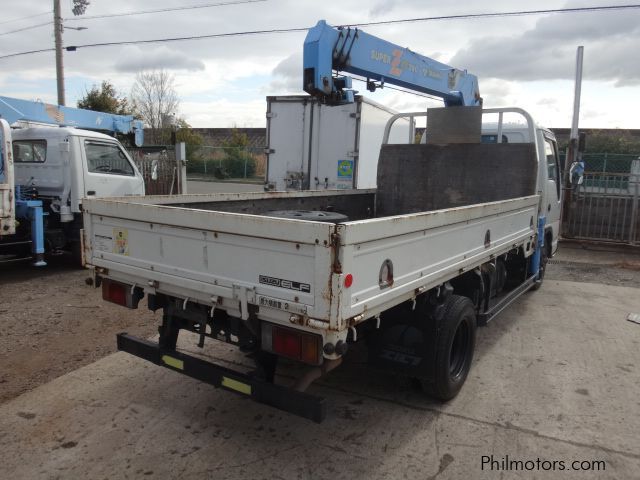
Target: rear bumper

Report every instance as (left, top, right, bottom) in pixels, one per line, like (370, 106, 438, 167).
(117, 333, 326, 423)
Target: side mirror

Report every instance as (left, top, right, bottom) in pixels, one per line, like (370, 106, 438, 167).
(569, 157, 585, 186)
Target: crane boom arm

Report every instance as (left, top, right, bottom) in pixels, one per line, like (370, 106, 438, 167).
(0, 96, 143, 146)
(303, 20, 481, 107)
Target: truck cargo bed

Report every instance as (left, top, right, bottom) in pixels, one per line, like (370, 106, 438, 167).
(83, 188, 538, 332)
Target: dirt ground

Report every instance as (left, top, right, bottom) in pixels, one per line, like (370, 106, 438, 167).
(0, 255, 158, 403)
(546, 242, 640, 287)
(0, 243, 638, 407)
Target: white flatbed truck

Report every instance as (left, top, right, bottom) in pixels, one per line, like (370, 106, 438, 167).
(83, 105, 562, 421)
(83, 22, 563, 421)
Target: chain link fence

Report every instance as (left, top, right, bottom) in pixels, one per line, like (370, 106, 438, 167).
(185, 146, 266, 182)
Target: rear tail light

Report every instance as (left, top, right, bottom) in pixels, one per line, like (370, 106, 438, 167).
(102, 278, 143, 309)
(261, 323, 322, 365)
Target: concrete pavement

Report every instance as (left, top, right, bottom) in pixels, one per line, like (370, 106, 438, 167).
(0, 279, 639, 479)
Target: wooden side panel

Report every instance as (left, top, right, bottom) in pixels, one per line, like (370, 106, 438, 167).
(376, 143, 538, 216)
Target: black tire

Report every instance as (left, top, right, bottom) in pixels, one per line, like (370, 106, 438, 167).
(530, 242, 548, 291)
(422, 295, 477, 401)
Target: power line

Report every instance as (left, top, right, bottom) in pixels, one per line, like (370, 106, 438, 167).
(0, 47, 55, 60)
(345, 3, 640, 28)
(2, 3, 640, 61)
(0, 21, 52, 37)
(0, 26, 307, 60)
(66, 26, 309, 50)
(65, 0, 267, 21)
(0, 11, 51, 26)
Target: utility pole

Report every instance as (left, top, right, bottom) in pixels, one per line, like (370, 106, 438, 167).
(561, 46, 584, 229)
(53, 0, 65, 106)
(569, 46, 584, 161)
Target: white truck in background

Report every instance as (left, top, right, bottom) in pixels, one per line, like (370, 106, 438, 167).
(0, 96, 145, 264)
(264, 95, 411, 191)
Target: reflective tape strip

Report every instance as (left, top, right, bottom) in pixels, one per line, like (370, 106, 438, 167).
(162, 355, 184, 370)
(221, 376, 251, 395)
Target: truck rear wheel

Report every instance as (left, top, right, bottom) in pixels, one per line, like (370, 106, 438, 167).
(422, 295, 476, 401)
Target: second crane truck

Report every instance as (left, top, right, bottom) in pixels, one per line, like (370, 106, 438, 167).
(0, 96, 145, 265)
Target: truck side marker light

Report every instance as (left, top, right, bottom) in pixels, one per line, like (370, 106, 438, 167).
(344, 273, 353, 288)
(222, 377, 252, 395)
(162, 355, 184, 370)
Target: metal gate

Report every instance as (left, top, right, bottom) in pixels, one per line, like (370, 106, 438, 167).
(562, 154, 639, 245)
(128, 147, 180, 195)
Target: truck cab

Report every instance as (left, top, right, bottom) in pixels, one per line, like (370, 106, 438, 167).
(418, 115, 562, 259)
(10, 126, 144, 255)
(480, 122, 562, 257)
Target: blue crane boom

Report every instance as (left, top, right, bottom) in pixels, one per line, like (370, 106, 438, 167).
(303, 20, 481, 107)
(0, 95, 144, 146)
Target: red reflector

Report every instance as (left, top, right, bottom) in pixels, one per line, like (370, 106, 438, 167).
(270, 325, 321, 365)
(272, 327, 302, 359)
(344, 273, 353, 288)
(102, 280, 128, 306)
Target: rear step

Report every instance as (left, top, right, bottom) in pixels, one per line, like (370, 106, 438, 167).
(117, 333, 327, 423)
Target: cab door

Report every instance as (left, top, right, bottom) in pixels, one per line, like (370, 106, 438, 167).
(543, 135, 562, 254)
(80, 138, 144, 198)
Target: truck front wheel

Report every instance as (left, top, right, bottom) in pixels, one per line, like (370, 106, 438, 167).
(530, 241, 549, 291)
(422, 295, 476, 401)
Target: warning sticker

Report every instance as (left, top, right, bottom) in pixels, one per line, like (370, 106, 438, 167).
(94, 234, 113, 253)
(337, 159, 354, 180)
(113, 228, 129, 256)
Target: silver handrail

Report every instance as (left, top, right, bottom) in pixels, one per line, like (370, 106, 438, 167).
(382, 107, 537, 145)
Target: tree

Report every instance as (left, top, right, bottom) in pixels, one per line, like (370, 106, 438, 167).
(130, 70, 179, 144)
(557, 130, 640, 155)
(176, 119, 203, 161)
(77, 81, 131, 115)
(582, 130, 640, 155)
(221, 128, 256, 178)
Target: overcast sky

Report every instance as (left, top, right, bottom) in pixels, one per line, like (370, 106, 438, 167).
(1, 0, 639, 129)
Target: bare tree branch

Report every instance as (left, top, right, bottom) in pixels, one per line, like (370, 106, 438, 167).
(131, 69, 179, 144)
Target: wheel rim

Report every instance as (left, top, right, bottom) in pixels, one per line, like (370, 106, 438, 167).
(449, 319, 470, 379)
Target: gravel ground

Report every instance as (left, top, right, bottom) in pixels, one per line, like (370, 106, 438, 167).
(0, 243, 637, 407)
(0, 255, 158, 404)
(547, 244, 640, 288)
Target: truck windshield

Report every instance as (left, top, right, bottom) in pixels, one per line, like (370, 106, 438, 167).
(85, 141, 134, 176)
